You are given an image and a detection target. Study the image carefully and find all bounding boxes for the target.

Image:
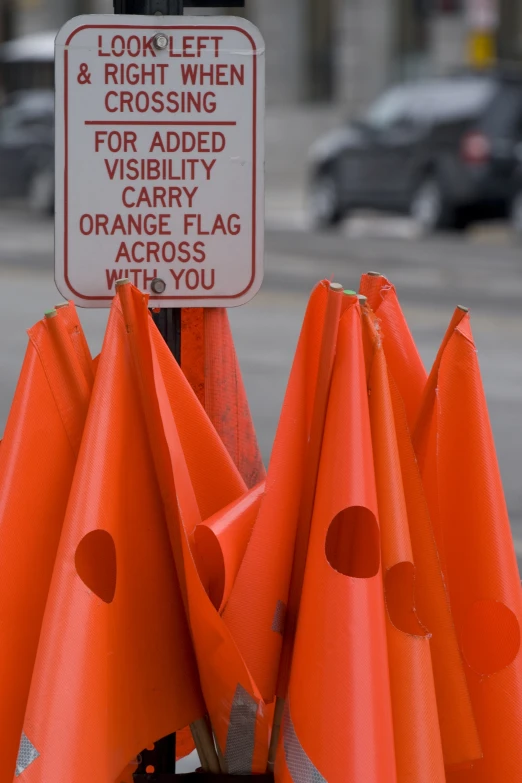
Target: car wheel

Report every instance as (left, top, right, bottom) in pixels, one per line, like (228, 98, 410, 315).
(28, 167, 54, 216)
(510, 190, 522, 237)
(308, 171, 343, 230)
(410, 176, 449, 233)
(410, 174, 468, 234)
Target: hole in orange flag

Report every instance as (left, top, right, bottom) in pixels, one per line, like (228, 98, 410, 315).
(385, 562, 429, 636)
(461, 599, 520, 676)
(325, 507, 380, 578)
(75, 530, 117, 604)
(193, 525, 225, 610)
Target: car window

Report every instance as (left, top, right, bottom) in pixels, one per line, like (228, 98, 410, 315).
(365, 78, 496, 130)
(412, 79, 496, 123)
(478, 84, 522, 138)
(365, 87, 416, 130)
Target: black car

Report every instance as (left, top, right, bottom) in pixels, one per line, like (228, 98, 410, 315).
(0, 90, 54, 214)
(308, 70, 522, 232)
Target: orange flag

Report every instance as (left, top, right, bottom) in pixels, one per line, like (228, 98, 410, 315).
(276, 299, 396, 783)
(181, 307, 265, 489)
(359, 272, 426, 432)
(17, 300, 203, 783)
(119, 283, 269, 774)
(0, 309, 92, 783)
(361, 279, 481, 766)
(415, 309, 522, 782)
(223, 280, 336, 705)
(361, 306, 445, 781)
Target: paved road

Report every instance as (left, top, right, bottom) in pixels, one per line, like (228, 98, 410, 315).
(0, 205, 521, 569)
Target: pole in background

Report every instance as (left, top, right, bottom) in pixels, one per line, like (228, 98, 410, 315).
(465, 0, 499, 66)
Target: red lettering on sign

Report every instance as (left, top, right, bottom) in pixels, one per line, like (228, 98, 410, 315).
(168, 34, 223, 58)
(169, 267, 214, 290)
(108, 156, 212, 181)
(107, 268, 157, 288)
(122, 186, 197, 209)
(184, 213, 241, 236)
(95, 130, 137, 153)
(106, 268, 126, 288)
(149, 130, 225, 154)
(105, 62, 168, 86)
(98, 34, 157, 58)
(181, 63, 244, 87)
(114, 240, 206, 264)
(103, 90, 217, 114)
(80, 213, 171, 236)
(170, 268, 185, 287)
(143, 270, 157, 288)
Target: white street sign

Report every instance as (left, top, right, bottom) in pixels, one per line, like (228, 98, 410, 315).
(55, 15, 265, 308)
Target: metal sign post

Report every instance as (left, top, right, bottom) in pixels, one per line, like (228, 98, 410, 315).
(110, 4, 250, 780)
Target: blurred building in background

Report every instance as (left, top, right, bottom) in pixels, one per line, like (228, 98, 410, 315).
(2, 0, 522, 115)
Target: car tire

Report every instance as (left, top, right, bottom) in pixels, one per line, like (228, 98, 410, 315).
(308, 170, 344, 230)
(27, 166, 54, 216)
(410, 176, 457, 234)
(510, 190, 522, 237)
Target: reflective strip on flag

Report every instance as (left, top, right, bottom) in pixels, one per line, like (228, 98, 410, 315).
(283, 702, 326, 783)
(225, 684, 258, 774)
(16, 733, 40, 777)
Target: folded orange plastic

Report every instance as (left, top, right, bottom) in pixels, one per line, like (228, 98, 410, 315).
(0, 309, 92, 782)
(204, 307, 266, 489)
(362, 306, 446, 782)
(276, 301, 396, 783)
(194, 481, 265, 611)
(119, 284, 268, 773)
(361, 280, 481, 767)
(416, 309, 522, 782)
(17, 300, 204, 783)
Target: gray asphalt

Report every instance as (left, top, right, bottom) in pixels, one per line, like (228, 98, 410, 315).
(0, 205, 521, 570)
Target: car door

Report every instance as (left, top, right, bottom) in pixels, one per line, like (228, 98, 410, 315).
(331, 86, 415, 209)
(361, 85, 427, 208)
(331, 122, 374, 209)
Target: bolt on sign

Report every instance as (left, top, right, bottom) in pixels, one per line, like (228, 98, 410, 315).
(54, 15, 265, 307)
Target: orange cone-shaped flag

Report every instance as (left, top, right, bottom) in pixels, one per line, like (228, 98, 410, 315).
(415, 308, 522, 781)
(276, 298, 396, 783)
(17, 299, 203, 783)
(361, 305, 445, 782)
(223, 281, 341, 705)
(119, 283, 268, 774)
(361, 280, 481, 766)
(0, 310, 92, 783)
(360, 272, 426, 432)
(181, 307, 265, 489)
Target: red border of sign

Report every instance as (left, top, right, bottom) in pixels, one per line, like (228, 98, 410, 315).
(62, 24, 259, 302)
